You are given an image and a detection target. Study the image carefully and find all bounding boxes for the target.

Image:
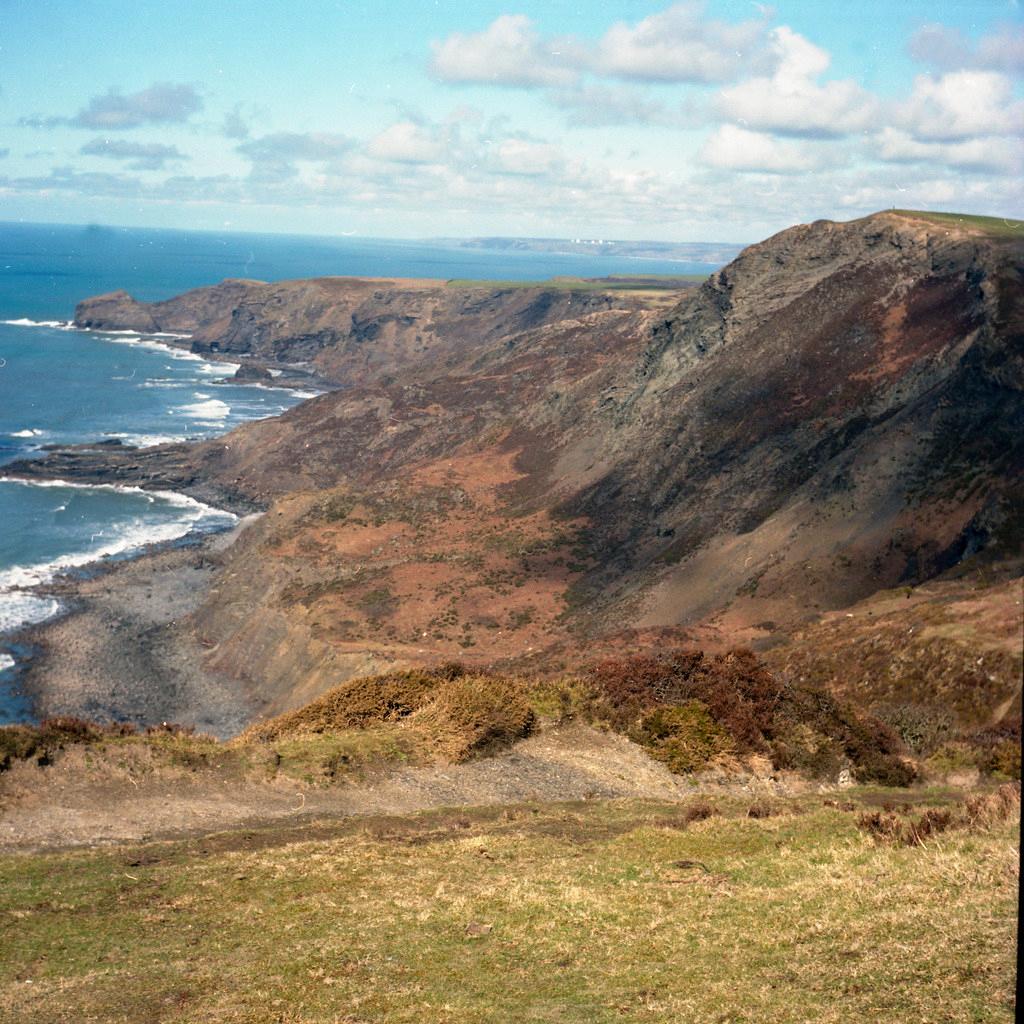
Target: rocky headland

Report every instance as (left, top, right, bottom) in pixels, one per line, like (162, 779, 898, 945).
(6, 210, 1021, 738)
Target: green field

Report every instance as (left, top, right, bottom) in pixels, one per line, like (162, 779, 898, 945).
(891, 209, 1024, 238)
(1, 788, 1017, 1023)
(444, 273, 708, 292)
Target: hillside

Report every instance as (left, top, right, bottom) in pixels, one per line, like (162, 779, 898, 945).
(10, 210, 1023, 731)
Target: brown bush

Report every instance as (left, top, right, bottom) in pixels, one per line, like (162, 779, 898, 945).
(585, 648, 916, 784)
(0, 716, 134, 771)
(145, 722, 195, 737)
(771, 685, 915, 786)
(960, 783, 1021, 828)
(409, 675, 535, 763)
(971, 721, 1022, 779)
(241, 664, 470, 742)
(586, 648, 784, 754)
(663, 799, 718, 829)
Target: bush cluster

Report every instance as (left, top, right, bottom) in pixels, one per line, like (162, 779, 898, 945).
(410, 674, 536, 763)
(242, 663, 469, 742)
(241, 661, 534, 764)
(584, 648, 917, 783)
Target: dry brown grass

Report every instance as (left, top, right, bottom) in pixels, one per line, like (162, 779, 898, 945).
(859, 781, 1020, 845)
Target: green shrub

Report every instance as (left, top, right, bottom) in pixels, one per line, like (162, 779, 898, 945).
(632, 701, 733, 774)
(978, 740, 1021, 779)
(924, 741, 981, 777)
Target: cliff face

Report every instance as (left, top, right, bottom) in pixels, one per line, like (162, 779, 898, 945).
(563, 212, 1023, 631)
(23, 211, 1021, 717)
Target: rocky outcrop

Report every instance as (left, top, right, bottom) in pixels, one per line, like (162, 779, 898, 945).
(565, 211, 1023, 627)
(74, 279, 265, 336)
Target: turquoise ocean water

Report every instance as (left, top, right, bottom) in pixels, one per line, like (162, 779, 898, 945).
(0, 221, 719, 722)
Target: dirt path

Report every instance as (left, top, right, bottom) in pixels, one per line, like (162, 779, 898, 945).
(0, 725, 783, 853)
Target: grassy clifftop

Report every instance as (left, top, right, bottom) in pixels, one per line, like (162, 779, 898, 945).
(889, 209, 1024, 238)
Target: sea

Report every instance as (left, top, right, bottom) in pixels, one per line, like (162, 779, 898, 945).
(0, 220, 719, 723)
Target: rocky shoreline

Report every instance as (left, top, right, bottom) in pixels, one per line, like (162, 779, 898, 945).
(7, 516, 265, 739)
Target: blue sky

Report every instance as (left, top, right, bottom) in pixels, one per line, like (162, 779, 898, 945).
(1, 0, 1021, 241)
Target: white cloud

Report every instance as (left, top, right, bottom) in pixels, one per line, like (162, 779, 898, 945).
(492, 138, 564, 176)
(909, 22, 1024, 76)
(429, 4, 769, 90)
(591, 2, 768, 83)
(717, 27, 878, 137)
(222, 105, 250, 140)
(874, 127, 1023, 174)
(701, 124, 840, 174)
(548, 82, 705, 128)
(367, 122, 447, 164)
(237, 132, 353, 181)
(896, 70, 1024, 141)
(429, 15, 577, 87)
(79, 138, 187, 171)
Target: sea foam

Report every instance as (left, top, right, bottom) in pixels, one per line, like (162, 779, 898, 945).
(175, 398, 231, 421)
(0, 478, 236, 635)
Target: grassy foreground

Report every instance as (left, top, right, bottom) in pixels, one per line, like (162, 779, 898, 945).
(1, 790, 1017, 1023)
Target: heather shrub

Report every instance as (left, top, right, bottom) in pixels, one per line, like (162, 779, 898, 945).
(586, 648, 783, 754)
(586, 648, 916, 784)
(632, 701, 732, 773)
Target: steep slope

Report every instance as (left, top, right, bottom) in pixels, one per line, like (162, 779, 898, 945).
(13, 211, 1023, 722)
(562, 211, 1023, 634)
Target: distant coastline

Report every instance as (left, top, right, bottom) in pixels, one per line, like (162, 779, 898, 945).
(431, 235, 745, 264)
